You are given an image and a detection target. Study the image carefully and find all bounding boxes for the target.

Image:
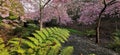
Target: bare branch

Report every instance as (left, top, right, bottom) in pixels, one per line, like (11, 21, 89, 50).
(42, 0, 51, 9)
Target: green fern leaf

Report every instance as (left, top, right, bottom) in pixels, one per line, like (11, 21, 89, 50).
(33, 33, 43, 43)
(47, 44, 61, 55)
(60, 46, 74, 55)
(22, 39, 36, 48)
(36, 30, 47, 40)
(46, 28, 53, 34)
(27, 37, 39, 46)
(42, 28, 49, 38)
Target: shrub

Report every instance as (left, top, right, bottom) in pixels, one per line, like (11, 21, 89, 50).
(12, 22, 39, 37)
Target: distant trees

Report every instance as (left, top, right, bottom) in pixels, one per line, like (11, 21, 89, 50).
(68, 0, 120, 43)
(16, 0, 120, 43)
(20, 0, 72, 30)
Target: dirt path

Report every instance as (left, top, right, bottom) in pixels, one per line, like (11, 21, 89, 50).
(63, 35, 119, 55)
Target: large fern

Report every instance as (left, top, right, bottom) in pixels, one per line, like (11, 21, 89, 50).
(21, 27, 70, 48)
(7, 27, 73, 55)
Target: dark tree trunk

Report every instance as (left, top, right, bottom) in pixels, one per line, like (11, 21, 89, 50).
(95, 0, 116, 44)
(96, 0, 107, 44)
(96, 17, 102, 44)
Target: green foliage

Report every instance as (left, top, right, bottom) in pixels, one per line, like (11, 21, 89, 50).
(89, 54, 96, 55)
(109, 30, 120, 53)
(12, 23, 39, 37)
(0, 38, 9, 55)
(0, 38, 5, 49)
(84, 29, 96, 37)
(112, 30, 120, 46)
(20, 27, 70, 47)
(9, 15, 18, 20)
(67, 28, 84, 36)
(47, 44, 61, 55)
(60, 46, 74, 55)
(113, 30, 120, 38)
(0, 27, 74, 55)
(66, 28, 96, 37)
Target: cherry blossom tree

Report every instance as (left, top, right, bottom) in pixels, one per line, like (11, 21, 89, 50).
(95, 0, 120, 43)
(67, 0, 120, 43)
(20, 0, 72, 30)
(9, 0, 120, 43)
(75, 0, 120, 43)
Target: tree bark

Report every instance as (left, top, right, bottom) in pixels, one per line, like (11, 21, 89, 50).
(39, 0, 51, 31)
(115, 21, 118, 31)
(96, 0, 107, 44)
(95, 0, 116, 44)
(39, 20, 43, 31)
(96, 17, 102, 44)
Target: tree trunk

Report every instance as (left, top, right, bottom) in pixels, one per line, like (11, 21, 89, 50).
(39, 0, 42, 31)
(38, 0, 51, 31)
(95, 0, 107, 44)
(115, 21, 118, 31)
(96, 17, 102, 44)
(39, 20, 43, 31)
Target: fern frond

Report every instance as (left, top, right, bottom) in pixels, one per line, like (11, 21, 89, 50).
(22, 39, 36, 48)
(47, 44, 61, 55)
(36, 30, 47, 40)
(60, 46, 74, 55)
(42, 28, 49, 37)
(8, 38, 20, 45)
(46, 28, 53, 34)
(27, 37, 39, 46)
(32, 33, 43, 43)
(51, 34, 65, 43)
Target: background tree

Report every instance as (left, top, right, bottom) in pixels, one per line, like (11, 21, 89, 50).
(20, 0, 72, 30)
(78, 0, 120, 43)
(67, 0, 120, 43)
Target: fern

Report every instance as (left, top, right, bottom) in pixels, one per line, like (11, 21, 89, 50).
(47, 44, 61, 55)
(33, 33, 43, 43)
(0, 49, 9, 55)
(60, 46, 74, 55)
(21, 27, 70, 48)
(8, 38, 20, 45)
(36, 30, 47, 40)
(21, 27, 71, 55)
(27, 37, 39, 46)
(1, 27, 73, 55)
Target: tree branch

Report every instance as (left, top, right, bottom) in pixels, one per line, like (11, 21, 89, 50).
(42, 0, 51, 9)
